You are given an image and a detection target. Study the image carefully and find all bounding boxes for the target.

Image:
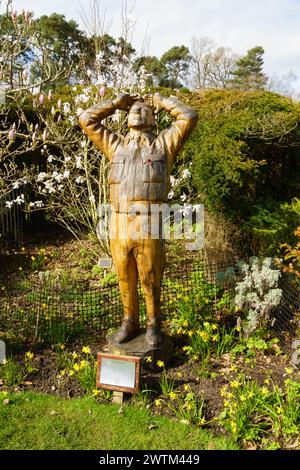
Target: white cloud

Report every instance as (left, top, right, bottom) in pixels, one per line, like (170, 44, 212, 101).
(7, 0, 300, 88)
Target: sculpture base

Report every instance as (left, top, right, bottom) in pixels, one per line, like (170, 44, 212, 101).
(107, 330, 173, 369)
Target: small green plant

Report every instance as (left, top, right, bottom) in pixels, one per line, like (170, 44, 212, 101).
(30, 249, 48, 272)
(24, 351, 38, 374)
(155, 385, 206, 426)
(132, 388, 153, 408)
(230, 333, 280, 358)
(219, 374, 300, 447)
(0, 357, 26, 387)
(153, 360, 175, 397)
(183, 322, 236, 361)
(63, 346, 97, 393)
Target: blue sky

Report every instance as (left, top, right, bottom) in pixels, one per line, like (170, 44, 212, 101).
(7, 0, 300, 90)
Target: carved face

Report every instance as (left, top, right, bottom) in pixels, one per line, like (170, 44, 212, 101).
(127, 102, 155, 130)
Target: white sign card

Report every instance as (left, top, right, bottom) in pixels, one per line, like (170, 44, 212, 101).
(100, 358, 135, 389)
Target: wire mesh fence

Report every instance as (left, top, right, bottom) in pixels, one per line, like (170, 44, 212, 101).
(0, 248, 299, 347)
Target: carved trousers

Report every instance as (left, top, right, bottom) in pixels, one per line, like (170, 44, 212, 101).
(109, 212, 166, 329)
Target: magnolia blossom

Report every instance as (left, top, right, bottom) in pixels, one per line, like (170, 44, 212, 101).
(51, 106, 55, 115)
(39, 94, 44, 105)
(22, 69, 28, 81)
(89, 195, 96, 203)
(63, 170, 70, 178)
(57, 99, 62, 110)
(63, 102, 71, 114)
(12, 181, 21, 189)
(170, 175, 177, 187)
(179, 204, 192, 217)
(180, 193, 187, 202)
(5, 201, 14, 209)
(42, 129, 48, 142)
(182, 169, 191, 179)
(76, 107, 84, 116)
(64, 156, 71, 163)
(15, 194, 25, 205)
(75, 176, 85, 184)
(75, 93, 89, 105)
(8, 128, 16, 141)
(48, 90, 53, 100)
(76, 156, 83, 169)
(32, 132, 37, 143)
(37, 172, 48, 182)
(29, 201, 44, 208)
(168, 190, 174, 200)
(47, 155, 54, 163)
(99, 85, 106, 97)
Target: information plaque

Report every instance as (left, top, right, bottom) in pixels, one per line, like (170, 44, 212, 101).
(96, 353, 141, 393)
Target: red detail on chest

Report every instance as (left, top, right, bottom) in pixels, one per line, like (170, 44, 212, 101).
(146, 159, 152, 164)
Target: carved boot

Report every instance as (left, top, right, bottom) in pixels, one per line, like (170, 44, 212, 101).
(145, 327, 163, 347)
(114, 317, 140, 344)
(146, 314, 163, 347)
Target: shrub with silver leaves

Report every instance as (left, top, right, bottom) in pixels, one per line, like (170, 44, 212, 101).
(235, 257, 282, 336)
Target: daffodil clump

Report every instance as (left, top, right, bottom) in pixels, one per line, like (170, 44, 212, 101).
(155, 380, 206, 426)
(219, 374, 300, 447)
(60, 346, 97, 393)
(182, 322, 236, 362)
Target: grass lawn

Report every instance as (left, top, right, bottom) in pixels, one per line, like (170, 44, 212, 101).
(0, 392, 239, 450)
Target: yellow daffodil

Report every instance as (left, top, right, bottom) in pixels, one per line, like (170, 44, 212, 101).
(25, 351, 34, 360)
(145, 356, 152, 363)
(157, 360, 164, 368)
(169, 391, 177, 400)
(211, 324, 218, 331)
(176, 372, 183, 378)
(59, 344, 65, 350)
(68, 370, 74, 377)
(73, 363, 80, 372)
(183, 384, 190, 391)
(230, 422, 237, 433)
(92, 389, 100, 397)
(155, 399, 162, 407)
(230, 380, 240, 389)
(72, 352, 78, 359)
(285, 367, 293, 375)
(82, 346, 91, 354)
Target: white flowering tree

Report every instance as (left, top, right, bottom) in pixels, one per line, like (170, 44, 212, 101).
(0, 0, 70, 201)
(1, 0, 197, 257)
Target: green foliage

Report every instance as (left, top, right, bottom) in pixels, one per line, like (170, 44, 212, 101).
(159, 45, 191, 88)
(244, 198, 300, 255)
(219, 375, 300, 447)
(0, 357, 26, 387)
(61, 347, 97, 393)
(231, 46, 267, 90)
(183, 322, 237, 362)
(183, 89, 300, 254)
(156, 386, 206, 426)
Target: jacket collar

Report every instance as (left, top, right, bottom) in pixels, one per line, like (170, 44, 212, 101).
(124, 131, 156, 146)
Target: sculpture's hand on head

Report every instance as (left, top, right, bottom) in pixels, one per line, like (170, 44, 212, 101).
(113, 93, 143, 112)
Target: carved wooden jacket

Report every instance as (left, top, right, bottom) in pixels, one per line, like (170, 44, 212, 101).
(79, 94, 198, 211)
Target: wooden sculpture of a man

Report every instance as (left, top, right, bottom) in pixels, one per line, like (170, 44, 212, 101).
(79, 93, 198, 347)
